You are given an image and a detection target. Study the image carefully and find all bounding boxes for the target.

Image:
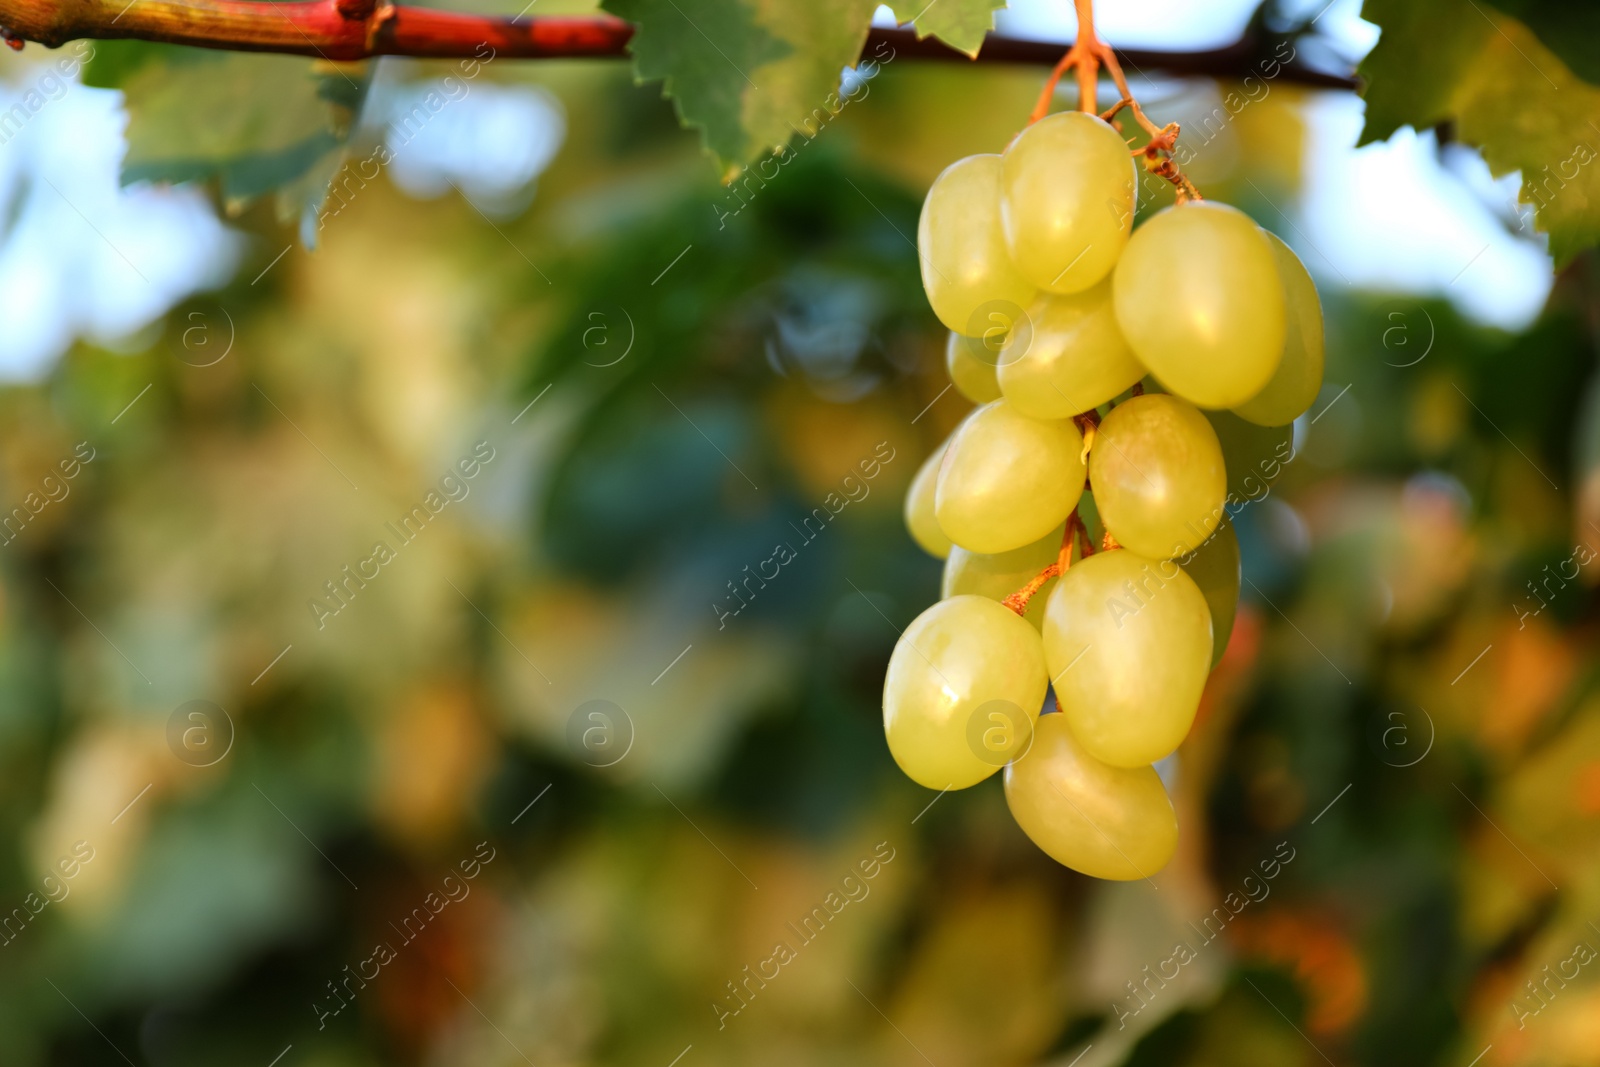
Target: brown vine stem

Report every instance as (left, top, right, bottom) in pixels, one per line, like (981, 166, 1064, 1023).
(0, 0, 1363, 86)
(1026, 0, 1203, 202)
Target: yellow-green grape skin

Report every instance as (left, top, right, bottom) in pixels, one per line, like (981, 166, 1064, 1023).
(1000, 111, 1135, 294)
(883, 595, 1048, 790)
(1178, 517, 1241, 669)
(1004, 712, 1178, 880)
(936, 399, 1086, 555)
(918, 154, 1038, 335)
(942, 523, 1065, 631)
(946, 331, 1003, 404)
(1089, 394, 1227, 560)
(1205, 410, 1294, 504)
(997, 280, 1146, 419)
(1233, 233, 1325, 426)
(905, 437, 953, 559)
(1112, 202, 1287, 408)
(1042, 549, 1212, 767)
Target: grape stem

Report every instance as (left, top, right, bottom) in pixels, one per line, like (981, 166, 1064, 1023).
(1001, 509, 1089, 617)
(1027, 0, 1203, 203)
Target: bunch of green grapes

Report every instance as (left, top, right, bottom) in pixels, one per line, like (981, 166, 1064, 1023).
(889, 111, 1324, 881)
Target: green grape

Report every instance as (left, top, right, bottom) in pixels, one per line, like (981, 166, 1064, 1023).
(936, 399, 1086, 555)
(1178, 517, 1240, 669)
(1042, 549, 1212, 767)
(1205, 409, 1294, 505)
(1000, 111, 1135, 294)
(946, 331, 1003, 404)
(1004, 712, 1178, 880)
(1089, 394, 1226, 559)
(1233, 233, 1325, 426)
(905, 436, 953, 559)
(1112, 202, 1286, 408)
(883, 594, 1047, 790)
(942, 522, 1066, 631)
(918, 154, 1038, 336)
(997, 280, 1145, 419)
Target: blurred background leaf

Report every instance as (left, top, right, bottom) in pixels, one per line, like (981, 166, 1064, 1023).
(84, 42, 371, 237)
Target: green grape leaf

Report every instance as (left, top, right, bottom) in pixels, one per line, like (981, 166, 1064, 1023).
(909, 0, 1006, 58)
(84, 41, 370, 240)
(1360, 0, 1600, 265)
(1480, 0, 1600, 86)
(601, 0, 883, 171)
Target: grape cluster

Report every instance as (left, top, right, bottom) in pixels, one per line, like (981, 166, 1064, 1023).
(887, 111, 1325, 881)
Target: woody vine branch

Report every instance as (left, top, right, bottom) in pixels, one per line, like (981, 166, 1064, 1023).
(0, 0, 1359, 87)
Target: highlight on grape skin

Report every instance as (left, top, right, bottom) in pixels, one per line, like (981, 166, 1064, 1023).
(1042, 549, 1213, 768)
(933, 398, 1085, 555)
(1112, 201, 1288, 409)
(881, 595, 1047, 791)
(1000, 110, 1135, 294)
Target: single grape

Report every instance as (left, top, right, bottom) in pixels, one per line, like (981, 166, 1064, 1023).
(1000, 111, 1135, 294)
(946, 331, 1003, 404)
(998, 280, 1145, 419)
(1004, 711, 1178, 880)
(1112, 202, 1286, 408)
(918, 155, 1038, 336)
(1089, 394, 1226, 559)
(936, 399, 1086, 555)
(1233, 233, 1325, 426)
(1042, 549, 1212, 767)
(905, 435, 954, 559)
(1205, 409, 1294, 506)
(883, 595, 1048, 790)
(1178, 517, 1240, 669)
(942, 521, 1066, 630)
